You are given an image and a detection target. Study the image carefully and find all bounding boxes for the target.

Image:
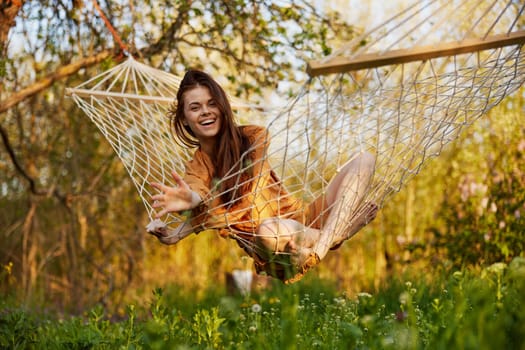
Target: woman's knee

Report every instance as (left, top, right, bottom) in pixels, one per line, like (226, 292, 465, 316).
(255, 218, 300, 254)
(255, 218, 280, 252)
(257, 218, 279, 237)
(338, 151, 376, 178)
(356, 151, 376, 171)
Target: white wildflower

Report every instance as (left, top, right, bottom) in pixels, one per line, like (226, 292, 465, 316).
(357, 292, 372, 299)
(251, 303, 262, 313)
(399, 291, 409, 305)
(486, 262, 507, 274)
(232, 269, 253, 296)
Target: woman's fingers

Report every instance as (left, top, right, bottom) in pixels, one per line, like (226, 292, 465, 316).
(151, 172, 187, 194)
(151, 193, 163, 201)
(155, 209, 167, 219)
(149, 171, 193, 218)
(171, 171, 188, 189)
(150, 182, 169, 194)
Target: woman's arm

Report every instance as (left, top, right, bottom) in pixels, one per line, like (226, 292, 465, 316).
(146, 219, 194, 245)
(148, 171, 203, 245)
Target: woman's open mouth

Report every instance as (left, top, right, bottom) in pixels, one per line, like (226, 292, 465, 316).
(200, 118, 216, 126)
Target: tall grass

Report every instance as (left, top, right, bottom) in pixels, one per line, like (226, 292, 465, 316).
(1, 257, 524, 349)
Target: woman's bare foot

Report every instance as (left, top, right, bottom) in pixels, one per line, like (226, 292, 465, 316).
(330, 202, 379, 250)
(287, 225, 321, 269)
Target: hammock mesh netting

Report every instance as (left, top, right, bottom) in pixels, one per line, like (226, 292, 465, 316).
(68, 0, 525, 278)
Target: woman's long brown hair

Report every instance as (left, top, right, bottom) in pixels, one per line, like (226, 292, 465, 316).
(168, 70, 253, 207)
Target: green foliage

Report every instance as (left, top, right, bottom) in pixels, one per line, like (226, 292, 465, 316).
(191, 308, 225, 348)
(427, 99, 525, 269)
(0, 57, 6, 78)
(1, 260, 524, 349)
(0, 308, 38, 349)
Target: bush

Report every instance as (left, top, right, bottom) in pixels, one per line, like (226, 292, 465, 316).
(427, 105, 525, 269)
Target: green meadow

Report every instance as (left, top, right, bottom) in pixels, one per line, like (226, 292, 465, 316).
(2, 258, 524, 350)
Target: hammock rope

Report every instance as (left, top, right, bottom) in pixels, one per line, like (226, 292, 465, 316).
(67, 0, 525, 281)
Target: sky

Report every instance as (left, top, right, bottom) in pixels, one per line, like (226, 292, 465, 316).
(323, 0, 405, 28)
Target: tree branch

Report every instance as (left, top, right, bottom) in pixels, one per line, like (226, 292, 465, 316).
(139, 2, 192, 58)
(0, 1, 193, 114)
(0, 50, 112, 114)
(0, 123, 42, 195)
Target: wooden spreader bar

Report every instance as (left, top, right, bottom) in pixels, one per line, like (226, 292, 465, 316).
(307, 30, 525, 77)
(65, 88, 174, 104)
(65, 88, 256, 110)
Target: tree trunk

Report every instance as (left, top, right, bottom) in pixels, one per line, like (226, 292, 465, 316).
(21, 200, 37, 300)
(0, 0, 23, 54)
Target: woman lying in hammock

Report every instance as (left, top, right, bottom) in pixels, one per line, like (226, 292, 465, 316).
(147, 69, 378, 283)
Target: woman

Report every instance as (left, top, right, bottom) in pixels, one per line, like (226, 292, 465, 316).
(148, 69, 377, 283)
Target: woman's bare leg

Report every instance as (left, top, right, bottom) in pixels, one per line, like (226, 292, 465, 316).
(253, 151, 376, 277)
(329, 202, 378, 250)
(313, 151, 376, 260)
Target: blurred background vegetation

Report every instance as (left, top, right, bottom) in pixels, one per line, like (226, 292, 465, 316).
(1, 0, 524, 317)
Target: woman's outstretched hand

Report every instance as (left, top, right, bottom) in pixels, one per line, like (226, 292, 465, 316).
(151, 171, 201, 218)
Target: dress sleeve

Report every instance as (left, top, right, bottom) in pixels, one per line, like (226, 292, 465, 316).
(183, 151, 213, 233)
(184, 158, 211, 201)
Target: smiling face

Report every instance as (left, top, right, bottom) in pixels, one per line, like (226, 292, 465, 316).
(182, 85, 223, 148)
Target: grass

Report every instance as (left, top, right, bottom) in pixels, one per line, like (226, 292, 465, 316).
(1, 257, 524, 350)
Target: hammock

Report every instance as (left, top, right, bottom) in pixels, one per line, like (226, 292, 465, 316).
(67, 0, 525, 280)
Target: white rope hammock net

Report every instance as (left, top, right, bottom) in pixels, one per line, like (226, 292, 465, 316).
(68, 0, 525, 281)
